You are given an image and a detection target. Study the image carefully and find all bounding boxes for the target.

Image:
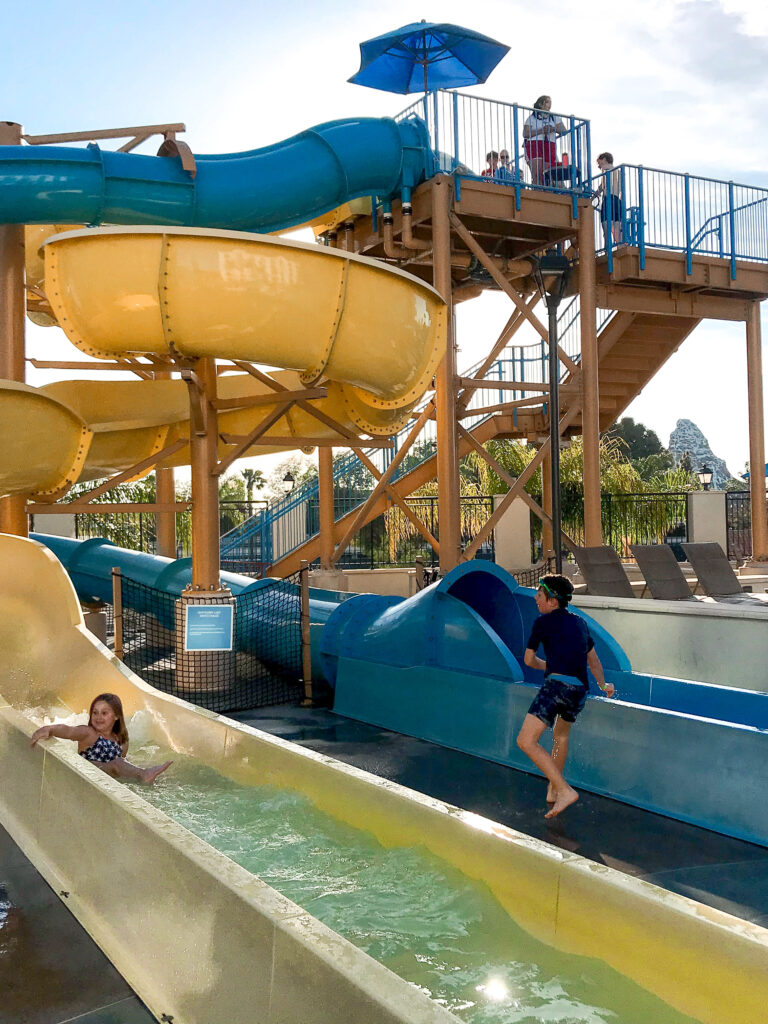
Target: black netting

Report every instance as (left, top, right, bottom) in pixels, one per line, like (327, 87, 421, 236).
(116, 573, 304, 714)
(511, 559, 556, 588)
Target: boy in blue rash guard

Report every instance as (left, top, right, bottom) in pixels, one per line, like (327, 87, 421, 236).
(517, 574, 615, 819)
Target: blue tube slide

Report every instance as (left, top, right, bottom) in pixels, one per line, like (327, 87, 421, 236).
(0, 117, 431, 233)
(321, 561, 768, 846)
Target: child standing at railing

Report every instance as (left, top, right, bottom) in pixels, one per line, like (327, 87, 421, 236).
(595, 153, 624, 246)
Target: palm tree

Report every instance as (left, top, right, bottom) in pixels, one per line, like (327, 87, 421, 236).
(240, 468, 265, 516)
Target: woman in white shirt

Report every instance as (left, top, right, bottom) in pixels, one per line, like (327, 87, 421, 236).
(523, 95, 566, 185)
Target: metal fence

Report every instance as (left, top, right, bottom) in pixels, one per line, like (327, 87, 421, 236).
(396, 90, 591, 198)
(74, 500, 268, 557)
(306, 494, 495, 569)
(531, 490, 689, 562)
(593, 164, 768, 277)
(725, 490, 766, 560)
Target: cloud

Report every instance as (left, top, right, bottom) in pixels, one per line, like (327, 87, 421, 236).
(668, 0, 768, 87)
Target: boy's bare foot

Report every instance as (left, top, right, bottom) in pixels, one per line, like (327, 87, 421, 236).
(546, 786, 556, 803)
(544, 786, 579, 819)
(142, 761, 172, 784)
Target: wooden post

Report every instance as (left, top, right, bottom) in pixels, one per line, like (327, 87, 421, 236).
(746, 302, 768, 561)
(111, 567, 123, 660)
(155, 467, 177, 557)
(578, 204, 602, 546)
(299, 560, 313, 706)
(0, 121, 28, 537)
(318, 446, 335, 569)
(541, 449, 554, 558)
(432, 176, 461, 572)
(154, 369, 177, 558)
(189, 358, 221, 588)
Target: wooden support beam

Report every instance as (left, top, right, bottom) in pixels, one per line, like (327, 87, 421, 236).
(231, 360, 360, 440)
(578, 206, 601, 546)
(218, 435, 393, 449)
(27, 502, 190, 513)
(0, 121, 28, 537)
(62, 439, 188, 505)
(463, 402, 580, 560)
(458, 425, 575, 553)
(458, 395, 548, 419)
(215, 402, 296, 477)
(351, 447, 440, 554)
(333, 403, 434, 563)
(458, 377, 552, 392)
(746, 301, 768, 560)
(434, 177, 462, 572)
(23, 122, 186, 145)
(449, 211, 580, 378)
(213, 387, 327, 411)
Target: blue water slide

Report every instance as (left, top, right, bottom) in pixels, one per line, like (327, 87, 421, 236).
(0, 117, 432, 232)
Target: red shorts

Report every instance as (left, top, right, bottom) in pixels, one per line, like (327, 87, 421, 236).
(524, 140, 557, 165)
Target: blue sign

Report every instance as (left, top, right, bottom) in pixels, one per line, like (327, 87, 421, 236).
(184, 604, 234, 652)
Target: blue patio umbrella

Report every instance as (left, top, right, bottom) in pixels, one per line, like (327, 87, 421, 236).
(348, 20, 509, 96)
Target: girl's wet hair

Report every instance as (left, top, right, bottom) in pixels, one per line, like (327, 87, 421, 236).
(89, 693, 129, 748)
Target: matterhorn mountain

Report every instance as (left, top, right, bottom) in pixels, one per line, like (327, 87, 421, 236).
(668, 419, 732, 490)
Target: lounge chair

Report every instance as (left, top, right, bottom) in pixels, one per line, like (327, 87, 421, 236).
(572, 546, 634, 598)
(629, 544, 695, 601)
(681, 542, 752, 597)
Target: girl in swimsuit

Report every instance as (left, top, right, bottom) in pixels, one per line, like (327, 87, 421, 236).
(30, 692, 171, 784)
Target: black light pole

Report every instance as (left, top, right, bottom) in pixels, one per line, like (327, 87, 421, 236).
(532, 253, 571, 574)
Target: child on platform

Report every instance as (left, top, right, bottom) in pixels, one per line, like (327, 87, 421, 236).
(30, 692, 171, 784)
(517, 575, 614, 818)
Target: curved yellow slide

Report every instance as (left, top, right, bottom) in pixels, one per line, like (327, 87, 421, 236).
(0, 226, 445, 499)
(1, 532, 767, 1024)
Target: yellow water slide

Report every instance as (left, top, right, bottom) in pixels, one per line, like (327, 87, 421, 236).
(1, 226, 445, 499)
(2, 533, 767, 1024)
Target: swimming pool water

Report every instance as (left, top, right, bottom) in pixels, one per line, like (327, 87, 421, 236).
(130, 743, 699, 1024)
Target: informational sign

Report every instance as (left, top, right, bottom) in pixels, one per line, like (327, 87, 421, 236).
(184, 604, 234, 652)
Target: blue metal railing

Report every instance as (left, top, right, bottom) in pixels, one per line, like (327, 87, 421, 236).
(593, 164, 768, 278)
(395, 91, 591, 205)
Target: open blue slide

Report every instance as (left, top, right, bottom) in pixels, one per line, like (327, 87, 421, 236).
(0, 116, 431, 232)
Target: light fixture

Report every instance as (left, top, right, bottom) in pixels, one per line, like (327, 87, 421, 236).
(282, 471, 296, 493)
(697, 465, 713, 491)
(531, 252, 572, 573)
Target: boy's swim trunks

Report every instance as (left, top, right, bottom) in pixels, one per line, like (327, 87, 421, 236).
(528, 676, 587, 728)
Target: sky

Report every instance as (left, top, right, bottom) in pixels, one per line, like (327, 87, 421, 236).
(6, 0, 768, 479)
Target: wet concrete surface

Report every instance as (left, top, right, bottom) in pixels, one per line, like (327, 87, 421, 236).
(233, 704, 768, 929)
(0, 826, 154, 1024)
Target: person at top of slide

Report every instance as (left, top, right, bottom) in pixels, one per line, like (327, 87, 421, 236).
(30, 692, 171, 784)
(523, 95, 566, 185)
(517, 575, 615, 818)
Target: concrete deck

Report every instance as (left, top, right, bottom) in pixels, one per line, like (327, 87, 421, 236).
(0, 824, 155, 1024)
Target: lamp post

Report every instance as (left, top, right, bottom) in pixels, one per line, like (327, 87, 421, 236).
(697, 465, 713, 491)
(532, 253, 571, 574)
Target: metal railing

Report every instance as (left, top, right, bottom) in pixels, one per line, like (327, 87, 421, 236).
(725, 490, 768, 560)
(593, 164, 768, 277)
(531, 490, 689, 562)
(74, 500, 268, 557)
(305, 495, 495, 570)
(396, 91, 591, 201)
